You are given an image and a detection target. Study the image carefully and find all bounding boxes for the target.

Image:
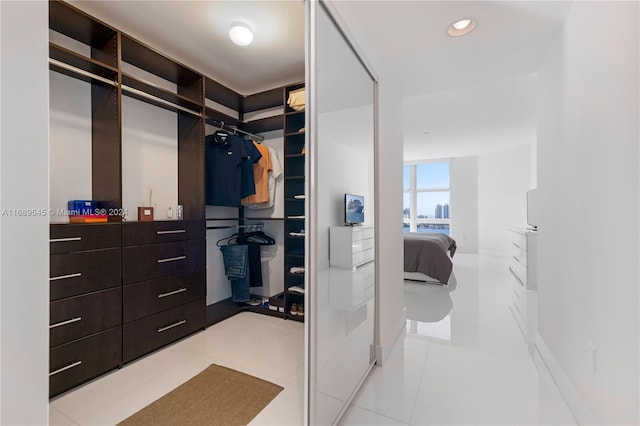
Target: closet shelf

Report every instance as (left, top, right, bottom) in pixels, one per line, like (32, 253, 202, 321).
(204, 107, 241, 129)
(121, 73, 203, 114)
(285, 154, 305, 159)
(285, 131, 306, 137)
(285, 110, 305, 116)
(285, 253, 305, 258)
(285, 176, 305, 180)
(244, 114, 284, 134)
(49, 43, 118, 80)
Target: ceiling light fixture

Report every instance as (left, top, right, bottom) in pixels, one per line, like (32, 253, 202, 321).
(229, 22, 253, 46)
(447, 18, 476, 37)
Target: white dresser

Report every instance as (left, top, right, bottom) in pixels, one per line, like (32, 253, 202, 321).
(330, 226, 375, 270)
(508, 227, 538, 343)
(508, 227, 537, 289)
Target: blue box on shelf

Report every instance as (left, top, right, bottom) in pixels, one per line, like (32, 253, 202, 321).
(67, 200, 97, 216)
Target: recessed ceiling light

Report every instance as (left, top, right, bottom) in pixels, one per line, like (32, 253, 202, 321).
(229, 22, 253, 46)
(448, 18, 476, 37)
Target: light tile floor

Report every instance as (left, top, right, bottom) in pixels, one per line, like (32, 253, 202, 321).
(342, 253, 577, 425)
(51, 253, 576, 426)
(49, 312, 305, 426)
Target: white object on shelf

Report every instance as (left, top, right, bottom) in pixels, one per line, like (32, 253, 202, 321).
(330, 226, 375, 270)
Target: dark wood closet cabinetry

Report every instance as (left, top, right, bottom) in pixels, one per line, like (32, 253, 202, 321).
(48, 0, 305, 397)
(49, 223, 122, 397)
(283, 83, 306, 322)
(122, 221, 206, 363)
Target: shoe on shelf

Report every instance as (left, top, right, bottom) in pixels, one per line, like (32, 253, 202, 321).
(297, 305, 304, 317)
(290, 303, 299, 316)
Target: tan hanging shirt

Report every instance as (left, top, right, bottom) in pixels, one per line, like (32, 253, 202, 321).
(242, 142, 272, 204)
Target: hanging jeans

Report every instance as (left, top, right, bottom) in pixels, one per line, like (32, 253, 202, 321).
(219, 244, 250, 302)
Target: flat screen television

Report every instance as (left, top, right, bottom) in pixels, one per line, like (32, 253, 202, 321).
(345, 194, 365, 225)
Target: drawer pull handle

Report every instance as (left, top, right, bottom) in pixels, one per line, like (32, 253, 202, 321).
(512, 256, 520, 263)
(50, 272, 82, 281)
(157, 319, 187, 333)
(157, 230, 186, 235)
(158, 288, 187, 298)
(49, 360, 82, 376)
(157, 255, 187, 264)
(50, 317, 82, 329)
(511, 242, 520, 248)
(50, 237, 82, 243)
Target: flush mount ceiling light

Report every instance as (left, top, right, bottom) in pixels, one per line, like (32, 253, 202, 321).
(229, 22, 253, 46)
(447, 18, 476, 37)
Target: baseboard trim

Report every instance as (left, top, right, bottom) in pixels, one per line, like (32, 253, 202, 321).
(535, 333, 599, 425)
(377, 308, 406, 366)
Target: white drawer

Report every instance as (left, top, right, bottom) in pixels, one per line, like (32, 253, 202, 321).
(509, 231, 527, 250)
(352, 237, 374, 253)
(511, 259, 527, 284)
(353, 248, 374, 266)
(351, 227, 374, 242)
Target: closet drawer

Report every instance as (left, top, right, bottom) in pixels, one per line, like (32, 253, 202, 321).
(123, 270, 205, 323)
(352, 227, 374, 241)
(123, 299, 205, 363)
(352, 237, 374, 253)
(353, 248, 375, 266)
(122, 220, 205, 246)
(50, 223, 121, 254)
(50, 248, 121, 300)
(49, 326, 121, 398)
(50, 287, 121, 348)
(122, 239, 205, 284)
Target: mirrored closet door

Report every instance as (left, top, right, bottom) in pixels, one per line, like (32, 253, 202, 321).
(306, 1, 378, 424)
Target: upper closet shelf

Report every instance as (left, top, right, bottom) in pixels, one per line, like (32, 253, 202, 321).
(121, 74, 202, 116)
(121, 34, 202, 105)
(49, 1, 118, 68)
(49, 43, 118, 82)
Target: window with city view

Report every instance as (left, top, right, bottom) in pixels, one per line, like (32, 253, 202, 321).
(403, 161, 450, 235)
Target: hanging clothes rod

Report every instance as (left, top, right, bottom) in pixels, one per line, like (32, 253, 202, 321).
(209, 119, 265, 142)
(48, 58, 118, 87)
(206, 223, 264, 231)
(121, 84, 202, 118)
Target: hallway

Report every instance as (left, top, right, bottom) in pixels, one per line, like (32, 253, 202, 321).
(343, 253, 576, 425)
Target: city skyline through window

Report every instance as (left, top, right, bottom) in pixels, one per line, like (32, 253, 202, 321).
(403, 161, 451, 235)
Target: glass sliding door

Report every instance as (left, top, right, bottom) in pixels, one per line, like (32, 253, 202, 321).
(306, 1, 378, 424)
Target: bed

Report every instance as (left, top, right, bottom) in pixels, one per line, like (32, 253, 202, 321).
(404, 233, 457, 284)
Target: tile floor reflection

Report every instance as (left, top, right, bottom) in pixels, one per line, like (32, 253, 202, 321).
(50, 253, 577, 426)
(342, 253, 577, 425)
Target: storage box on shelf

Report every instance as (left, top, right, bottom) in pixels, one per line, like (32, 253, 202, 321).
(49, 222, 122, 397)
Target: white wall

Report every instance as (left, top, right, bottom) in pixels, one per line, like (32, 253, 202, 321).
(121, 96, 178, 221)
(536, 2, 639, 424)
(49, 72, 92, 221)
(477, 144, 531, 257)
(0, 1, 50, 424)
(450, 156, 478, 254)
(375, 79, 406, 362)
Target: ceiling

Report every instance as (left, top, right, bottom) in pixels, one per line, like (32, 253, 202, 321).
(334, 1, 573, 160)
(66, 1, 572, 160)
(68, 0, 305, 95)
